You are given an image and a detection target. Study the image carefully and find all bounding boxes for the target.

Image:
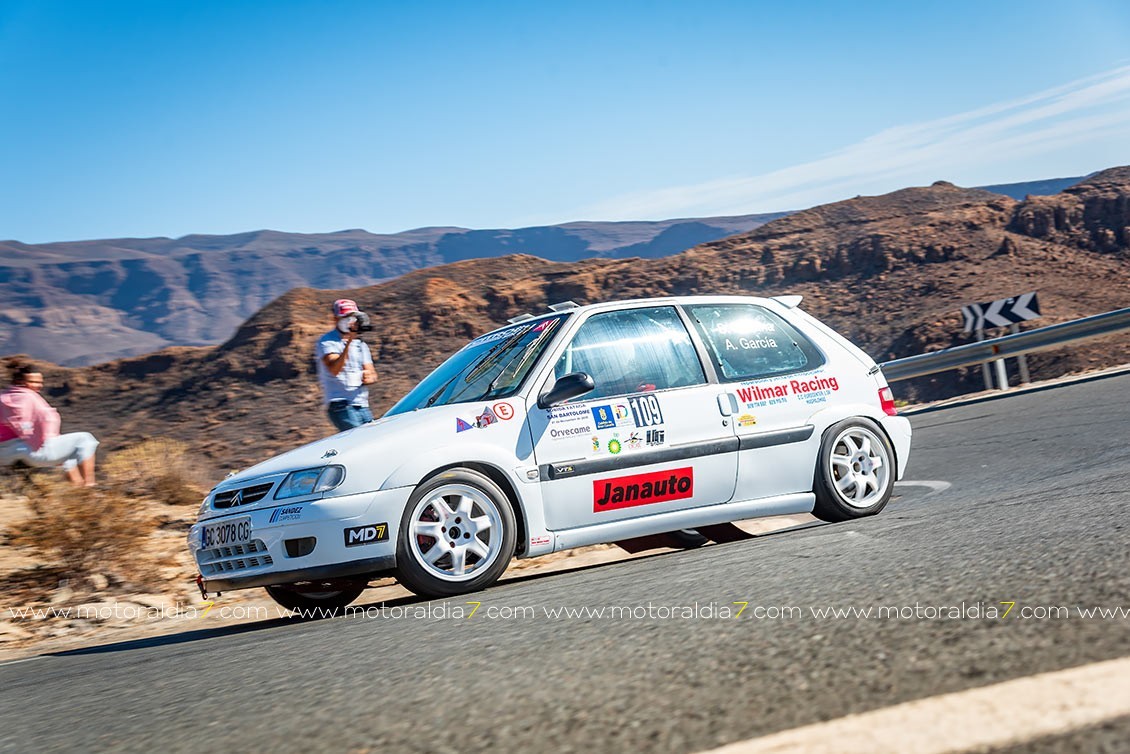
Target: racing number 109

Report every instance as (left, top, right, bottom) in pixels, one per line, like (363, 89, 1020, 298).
(629, 395, 664, 427)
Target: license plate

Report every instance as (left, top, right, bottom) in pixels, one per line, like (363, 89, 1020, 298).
(200, 517, 253, 549)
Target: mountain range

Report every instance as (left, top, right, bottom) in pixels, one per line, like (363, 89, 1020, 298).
(0, 214, 789, 365)
(0, 175, 1084, 366)
(6, 169, 1127, 476)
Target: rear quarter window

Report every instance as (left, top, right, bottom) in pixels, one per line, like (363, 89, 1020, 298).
(686, 304, 825, 382)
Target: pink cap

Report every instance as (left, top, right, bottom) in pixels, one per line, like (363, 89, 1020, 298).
(332, 299, 359, 317)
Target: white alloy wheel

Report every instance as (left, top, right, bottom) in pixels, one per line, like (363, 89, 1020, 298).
(828, 425, 891, 509)
(407, 483, 505, 582)
(812, 418, 896, 522)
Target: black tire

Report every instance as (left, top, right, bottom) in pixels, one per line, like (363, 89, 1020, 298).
(667, 529, 709, 549)
(264, 583, 366, 615)
(812, 417, 896, 523)
(395, 468, 517, 598)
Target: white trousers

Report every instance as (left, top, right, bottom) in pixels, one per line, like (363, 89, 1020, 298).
(0, 432, 99, 471)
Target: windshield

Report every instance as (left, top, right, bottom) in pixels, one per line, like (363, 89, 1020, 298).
(385, 315, 569, 416)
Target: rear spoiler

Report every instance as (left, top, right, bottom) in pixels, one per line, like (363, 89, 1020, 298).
(771, 295, 803, 309)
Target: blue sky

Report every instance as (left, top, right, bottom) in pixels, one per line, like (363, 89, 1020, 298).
(1, 0, 1129, 243)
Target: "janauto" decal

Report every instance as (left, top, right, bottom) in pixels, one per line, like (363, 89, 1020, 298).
(593, 467, 694, 512)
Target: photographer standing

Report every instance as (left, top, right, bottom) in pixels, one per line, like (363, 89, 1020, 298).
(315, 299, 378, 432)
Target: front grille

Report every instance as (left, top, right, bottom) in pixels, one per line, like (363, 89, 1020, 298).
(213, 482, 274, 509)
(197, 539, 274, 576)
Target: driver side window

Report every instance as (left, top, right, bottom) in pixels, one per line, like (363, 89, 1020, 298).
(554, 306, 706, 401)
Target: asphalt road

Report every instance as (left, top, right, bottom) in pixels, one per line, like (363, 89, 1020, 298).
(3, 374, 1130, 753)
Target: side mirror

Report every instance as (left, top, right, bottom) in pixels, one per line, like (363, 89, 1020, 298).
(538, 372, 595, 409)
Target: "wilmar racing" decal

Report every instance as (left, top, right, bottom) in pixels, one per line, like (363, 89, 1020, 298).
(735, 375, 840, 407)
(593, 467, 694, 512)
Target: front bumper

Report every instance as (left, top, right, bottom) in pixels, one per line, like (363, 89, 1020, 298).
(188, 486, 412, 593)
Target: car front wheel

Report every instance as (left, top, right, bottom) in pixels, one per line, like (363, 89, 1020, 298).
(812, 418, 895, 522)
(395, 468, 516, 598)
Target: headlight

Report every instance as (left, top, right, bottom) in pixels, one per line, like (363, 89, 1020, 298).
(274, 465, 346, 500)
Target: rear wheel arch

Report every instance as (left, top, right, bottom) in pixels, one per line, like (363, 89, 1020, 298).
(811, 416, 896, 522)
(872, 422, 900, 482)
(807, 406, 901, 482)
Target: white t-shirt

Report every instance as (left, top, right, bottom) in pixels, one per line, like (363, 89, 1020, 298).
(315, 330, 373, 407)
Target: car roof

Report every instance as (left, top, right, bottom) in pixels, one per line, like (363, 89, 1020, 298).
(572, 293, 801, 313)
(477, 293, 802, 339)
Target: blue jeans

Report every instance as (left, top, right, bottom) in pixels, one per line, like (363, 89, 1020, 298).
(327, 402, 373, 432)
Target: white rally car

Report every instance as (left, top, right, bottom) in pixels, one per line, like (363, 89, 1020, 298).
(189, 296, 911, 610)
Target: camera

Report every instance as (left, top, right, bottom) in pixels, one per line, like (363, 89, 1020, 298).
(351, 311, 374, 333)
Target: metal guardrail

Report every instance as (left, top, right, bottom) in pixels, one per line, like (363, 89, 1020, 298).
(879, 307, 1130, 382)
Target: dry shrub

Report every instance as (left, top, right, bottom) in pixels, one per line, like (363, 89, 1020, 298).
(4, 440, 209, 598)
(10, 475, 155, 590)
(102, 438, 207, 506)
(0, 563, 70, 604)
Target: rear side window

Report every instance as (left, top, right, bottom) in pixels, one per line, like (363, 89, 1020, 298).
(686, 304, 824, 381)
(554, 306, 706, 401)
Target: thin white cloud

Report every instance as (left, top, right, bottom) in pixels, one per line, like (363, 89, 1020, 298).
(574, 65, 1130, 220)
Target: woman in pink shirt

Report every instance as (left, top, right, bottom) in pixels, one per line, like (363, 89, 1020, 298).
(0, 364, 99, 486)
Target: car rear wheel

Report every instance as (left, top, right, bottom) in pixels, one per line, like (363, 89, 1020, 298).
(264, 583, 366, 615)
(396, 468, 516, 598)
(812, 418, 895, 522)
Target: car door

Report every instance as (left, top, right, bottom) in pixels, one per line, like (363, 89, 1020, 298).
(527, 304, 738, 531)
(683, 302, 828, 501)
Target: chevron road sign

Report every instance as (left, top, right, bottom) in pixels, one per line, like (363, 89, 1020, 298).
(962, 292, 1041, 333)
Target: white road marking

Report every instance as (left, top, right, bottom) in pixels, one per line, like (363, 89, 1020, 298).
(703, 656, 1130, 754)
(0, 656, 44, 668)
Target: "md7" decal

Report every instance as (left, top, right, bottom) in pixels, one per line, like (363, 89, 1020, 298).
(344, 522, 389, 547)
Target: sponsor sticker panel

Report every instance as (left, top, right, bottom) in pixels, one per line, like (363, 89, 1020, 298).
(544, 396, 669, 455)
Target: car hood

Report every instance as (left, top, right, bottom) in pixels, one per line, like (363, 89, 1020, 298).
(218, 411, 419, 486)
(215, 401, 524, 495)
